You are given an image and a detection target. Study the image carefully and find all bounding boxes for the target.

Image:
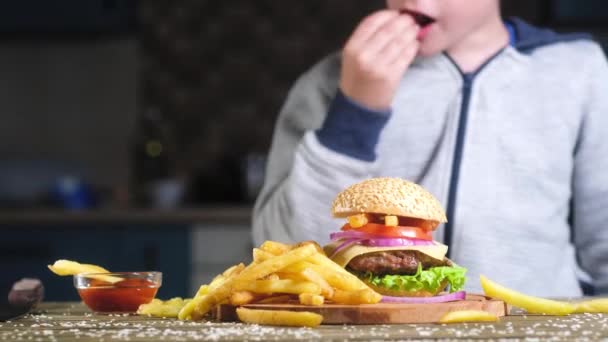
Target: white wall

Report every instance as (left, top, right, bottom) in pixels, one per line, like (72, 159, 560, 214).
(0, 37, 138, 188)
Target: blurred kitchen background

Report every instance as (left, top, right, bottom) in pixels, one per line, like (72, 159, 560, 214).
(0, 0, 606, 301)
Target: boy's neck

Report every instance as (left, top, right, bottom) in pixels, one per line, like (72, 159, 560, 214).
(446, 15, 510, 74)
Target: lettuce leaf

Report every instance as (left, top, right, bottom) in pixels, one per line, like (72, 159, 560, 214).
(356, 264, 467, 294)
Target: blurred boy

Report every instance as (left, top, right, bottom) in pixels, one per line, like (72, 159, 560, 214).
(253, 0, 608, 296)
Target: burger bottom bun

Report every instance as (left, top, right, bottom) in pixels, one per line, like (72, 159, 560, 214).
(363, 279, 448, 297)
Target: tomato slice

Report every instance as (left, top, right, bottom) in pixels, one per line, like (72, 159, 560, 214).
(341, 223, 433, 241)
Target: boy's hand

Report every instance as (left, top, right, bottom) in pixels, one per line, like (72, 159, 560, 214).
(340, 10, 420, 110)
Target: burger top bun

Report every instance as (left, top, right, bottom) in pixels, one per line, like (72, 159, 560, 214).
(331, 177, 447, 227)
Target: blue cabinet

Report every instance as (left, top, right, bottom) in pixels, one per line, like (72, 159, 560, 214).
(0, 225, 190, 301)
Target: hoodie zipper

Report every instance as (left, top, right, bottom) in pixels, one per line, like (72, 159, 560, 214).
(443, 50, 505, 258)
(444, 73, 473, 258)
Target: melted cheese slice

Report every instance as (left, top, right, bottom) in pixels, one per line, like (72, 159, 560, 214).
(324, 241, 448, 268)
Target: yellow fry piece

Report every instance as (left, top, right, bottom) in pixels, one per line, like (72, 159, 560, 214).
(480, 275, 575, 315)
(255, 295, 294, 304)
(347, 214, 369, 228)
(260, 241, 291, 255)
(179, 263, 245, 320)
(384, 215, 398, 227)
(300, 268, 334, 298)
(306, 254, 371, 291)
(137, 297, 191, 318)
(253, 248, 275, 263)
(48, 259, 108, 275)
(280, 261, 316, 273)
(186, 245, 317, 320)
(291, 241, 325, 255)
(47, 259, 122, 284)
(574, 298, 608, 313)
(209, 263, 245, 293)
(237, 244, 318, 284)
(439, 310, 499, 324)
(178, 295, 208, 320)
(236, 279, 321, 295)
(299, 293, 324, 306)
(206, 263, 245, 291)
(274, 272, 308, 283)
(263, 273, 280, 281)
(196, 285, 209, 297)
(306, 264, 363, 292)
(332, 288, 382, 305)
(223, 264, 246, 278)
(230, 291, 259, 306)
(236, 308, 323, 327)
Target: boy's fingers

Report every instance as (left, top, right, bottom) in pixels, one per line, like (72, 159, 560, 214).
(346, 10, 399, 51)
(384, 26, 419, 65)
(391, 42, 420, 72)
(361, 16, 411, 57)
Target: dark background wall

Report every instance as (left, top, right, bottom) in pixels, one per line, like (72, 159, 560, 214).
(1, 1, 605, 207)
(135, 0, 385, 203)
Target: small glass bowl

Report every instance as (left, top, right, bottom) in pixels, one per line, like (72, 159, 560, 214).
(73, 272, 162, 313)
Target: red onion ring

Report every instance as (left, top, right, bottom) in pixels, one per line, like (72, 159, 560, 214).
(330, 231, 434, 247)
(329, 238, 363, 258)
(381, 291, 466, 304)
(363, 237, 434, 247)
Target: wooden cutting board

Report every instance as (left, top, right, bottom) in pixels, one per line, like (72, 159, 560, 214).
(215, 294, 507, 324)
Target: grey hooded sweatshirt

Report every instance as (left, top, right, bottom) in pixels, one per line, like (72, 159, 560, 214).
(252, 19, 608, 296)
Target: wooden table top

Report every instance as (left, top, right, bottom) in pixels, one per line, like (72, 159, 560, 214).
(1, 302, 606, 341)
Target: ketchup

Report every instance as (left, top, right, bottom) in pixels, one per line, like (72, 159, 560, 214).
(78, 278, 158, 313)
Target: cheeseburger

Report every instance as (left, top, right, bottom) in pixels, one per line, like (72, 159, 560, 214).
(324, 178, 466, 300)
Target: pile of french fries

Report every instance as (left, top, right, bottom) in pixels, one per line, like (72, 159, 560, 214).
(176, 241, 381, 326)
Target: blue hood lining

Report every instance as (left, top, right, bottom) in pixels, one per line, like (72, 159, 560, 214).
(507, 17, 592, 53)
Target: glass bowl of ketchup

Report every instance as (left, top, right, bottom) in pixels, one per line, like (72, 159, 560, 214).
(74, 272, 162, 313)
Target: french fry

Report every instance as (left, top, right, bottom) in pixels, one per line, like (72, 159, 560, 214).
(480, 275, 575, 315)
(236, 308, 323, 327)
(306, 254, 371, 291)
(299, 293, 324, 306)
(48, 260, 109, 275)
(179, 263, 245, 320)
(255, 295, 294, 304)
(260, 241, 291, 255)
(138, 297, 191, 318)
(439, 310, 499, 324)
(222, 264, 247, 279)
(236, 279, 322, 295)
(274, 272, 304, 281)
(179, 295, 208, 320)
(300, 268, 334, 298)
(280, 261, 316, 274)
(47, 259, 122, 284)
(184, 245, 317, 320)
(291, 241, 325, 255)
(332, 288, 382, 305)
(253, 248, 275, 263)
(263, 274, 280, 281)
(574, 298, 608, 313)
(230, 291, 260, 306)
(282, 260, 365, 292)
(237, 244, 318, 285)
(196, 285, 209, 297)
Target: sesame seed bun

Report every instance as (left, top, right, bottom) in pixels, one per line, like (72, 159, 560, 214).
(331, 178, 447, 227)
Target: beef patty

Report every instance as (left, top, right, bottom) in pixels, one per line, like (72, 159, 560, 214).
(347, 250, 450, 275)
